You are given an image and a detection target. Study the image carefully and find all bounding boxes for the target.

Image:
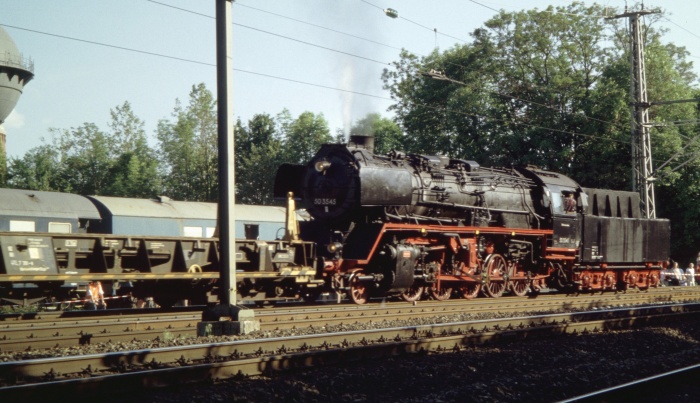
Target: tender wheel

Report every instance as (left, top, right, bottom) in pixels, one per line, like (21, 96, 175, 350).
(429, 284, 452, 301)
(347, 273, 369, 304)
(458, 282, 480, 299)
(548, 262, 571, 291)
(401, 284, 424, 302)
(483, 254, 507, 298)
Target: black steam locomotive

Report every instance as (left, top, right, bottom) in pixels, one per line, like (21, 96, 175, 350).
(276, 135, 670, 304)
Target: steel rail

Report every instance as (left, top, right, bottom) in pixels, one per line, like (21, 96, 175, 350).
(2, 289, 699, 352)
(559, 363, 700, 402)
(1, 304, 698, 379)
(0, 306, 698, 400)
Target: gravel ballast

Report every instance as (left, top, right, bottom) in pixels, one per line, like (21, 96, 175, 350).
(3, 304, 699, 402)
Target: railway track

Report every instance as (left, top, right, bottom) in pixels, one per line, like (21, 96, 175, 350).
(561, 363, 700, 402)
(1, 303, 699, 399)
(2, 287, 699, 353)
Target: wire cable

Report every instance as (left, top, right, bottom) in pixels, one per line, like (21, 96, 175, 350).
(149, 0, 627, 131)
(0, 11, 634, 148)
(146, 0, 391, 66)
(0, 23, 216, 67)
(233, 2, 402, 52)
(359, 0, 468, 43)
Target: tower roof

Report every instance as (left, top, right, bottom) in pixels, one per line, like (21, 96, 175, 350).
(0, 26, 34, 124)
(0, 26, 33, 72)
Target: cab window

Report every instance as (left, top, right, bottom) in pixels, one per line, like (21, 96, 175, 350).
(548, 186, 577, 215)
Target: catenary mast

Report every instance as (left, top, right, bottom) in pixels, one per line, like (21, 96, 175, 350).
(611, 7, 658, 218)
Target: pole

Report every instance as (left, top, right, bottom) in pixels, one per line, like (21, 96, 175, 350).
(216, 0, 236, 306)
(610, 8, 658, 218)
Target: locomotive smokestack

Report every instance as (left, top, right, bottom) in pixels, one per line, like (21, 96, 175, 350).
(348, 135, 375, 154)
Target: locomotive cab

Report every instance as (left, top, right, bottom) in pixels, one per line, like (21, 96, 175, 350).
(544, 185, 582, 249)
(515, 166, 584, 249)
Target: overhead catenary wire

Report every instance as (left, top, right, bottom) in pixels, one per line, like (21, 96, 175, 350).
(146, 0, 392, 66)
(358, 0, 468, 44)
(0, 23, 388, 99)
(5, 1, 678, 150)
(265, 1, 631, 131)
(218, 1, 700, 169)
(170, 0, 649, 146)
(0, 20, 629, 148)
(466, 2, 700, 178)
(145, 1, 700, 174)
(151, 0, 629, 131)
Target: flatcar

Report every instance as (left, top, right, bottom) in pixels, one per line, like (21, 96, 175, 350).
(0, 189, 320, 308)
(275, 135, 670, 304)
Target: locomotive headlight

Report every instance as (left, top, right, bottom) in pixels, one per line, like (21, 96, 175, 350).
(314, 160, 331, 173)
(327, 242, 343, 254)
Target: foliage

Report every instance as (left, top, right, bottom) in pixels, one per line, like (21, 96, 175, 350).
(276, 109, 333, 164)
(5, 2, 700, 260)
(235, 110, 334, 205)
(235, 114, 283, 205)
(6, 143, 65, 190)
(156, 83, 218, 201)
(349, 113, 403, 154)
(381, 3, 700, 259)
(6, 102, 161, 198)
(103, 102, 161, 197)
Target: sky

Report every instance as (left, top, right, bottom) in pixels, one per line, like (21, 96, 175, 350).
(2, 0, 700, 158)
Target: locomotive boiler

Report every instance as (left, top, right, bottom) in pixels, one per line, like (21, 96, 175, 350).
(275, 135, 670, 304)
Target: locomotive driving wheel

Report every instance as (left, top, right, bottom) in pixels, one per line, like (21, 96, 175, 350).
(401, 283, 424, 302)
(510, 279, 529, 297)
(509, 263, 529, 297)
(458, 282, 480, 299)
(426, 262, 452, 300)
(347, 272, 369, 304)
(482, 254, 507, 298)
(457, 264, 481, 299)
(429, 283, 453, 300)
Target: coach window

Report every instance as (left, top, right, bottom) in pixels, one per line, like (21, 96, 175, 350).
(9, 220, 35, 232)
(184, 226, 203, 237)
(48, 222, 72, 233)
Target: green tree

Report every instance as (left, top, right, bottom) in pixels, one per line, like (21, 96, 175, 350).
(383, 3, 625, 174)
(349, 113, 403, 154)
(103, 101, 161, 197)
(6, 143, 65, 190)
(53, 123, 113, 195)
(157, 83, 218, 201)
(238, 141, 284, 205)
(381, 3, 699, 259)
(235, 114, 284, 205)
(277, 109, 332, 164)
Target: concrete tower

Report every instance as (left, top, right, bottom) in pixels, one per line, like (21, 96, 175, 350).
(0, 26, 34, 153)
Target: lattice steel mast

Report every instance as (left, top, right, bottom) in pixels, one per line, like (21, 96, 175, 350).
(611, 7, 659, 218)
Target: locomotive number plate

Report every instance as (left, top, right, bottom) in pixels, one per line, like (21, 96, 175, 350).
(314, 198, 336, 206)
